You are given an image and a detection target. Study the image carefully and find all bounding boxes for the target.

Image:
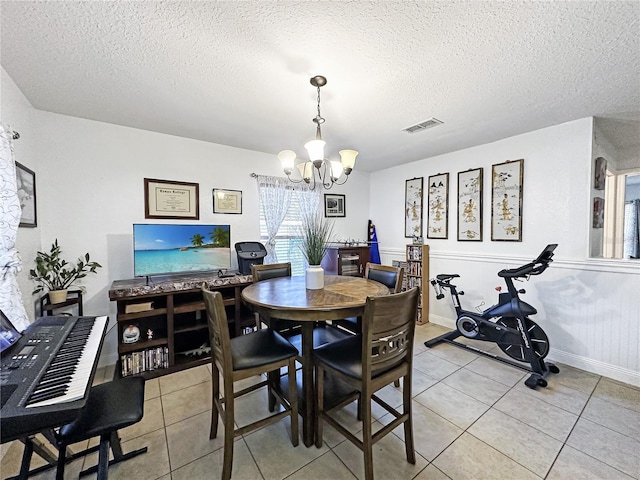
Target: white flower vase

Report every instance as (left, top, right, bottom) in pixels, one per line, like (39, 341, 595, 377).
(306, 265, 324, 290)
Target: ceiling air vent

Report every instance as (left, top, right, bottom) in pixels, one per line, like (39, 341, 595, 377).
(403, 117, 443, 133)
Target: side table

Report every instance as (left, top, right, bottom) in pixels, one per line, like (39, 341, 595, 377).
(40, 290, 84, 316)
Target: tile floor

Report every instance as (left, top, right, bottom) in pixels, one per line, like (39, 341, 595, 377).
(2, 323, 639, 480)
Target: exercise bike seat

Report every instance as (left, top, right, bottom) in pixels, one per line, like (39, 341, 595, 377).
(436, 274, 459, 282)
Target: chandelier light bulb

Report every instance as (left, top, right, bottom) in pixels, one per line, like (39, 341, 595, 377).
(297, 162, 313, 183)
(278, 150, 297, 175)
(339, 150, 358, 175)
(330, 160, 344, 181)
(304, 139, 326, 163)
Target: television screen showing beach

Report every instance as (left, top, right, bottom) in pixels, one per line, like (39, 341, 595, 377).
(134, 224, 231, 276)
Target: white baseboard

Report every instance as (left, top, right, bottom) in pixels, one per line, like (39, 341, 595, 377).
(428, 317, 640, 388)
(546, 349, 640, 388)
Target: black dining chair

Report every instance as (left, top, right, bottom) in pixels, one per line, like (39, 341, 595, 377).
(202, 287, 298, 480)
(314, 287, 419, 480)
(333, 263, 405, 334)
(251, 262, 299, 333)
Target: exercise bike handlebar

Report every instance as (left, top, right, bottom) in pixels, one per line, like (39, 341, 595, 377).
(497, 244, 557, 279)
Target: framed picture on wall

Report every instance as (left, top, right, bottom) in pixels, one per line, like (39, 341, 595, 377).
(427, 173, 449, 239)
(594, 157, 607, 190)
(144, 178, 200, 220)
(404, 177, 423, 238)
(458, 168, 483, 241)
(491, 159, 524, 241)
(213, 189, 242, 214)
(593, 197, 605, 228)
(324, 194, 345, 217)
(16, 162, 37, 227)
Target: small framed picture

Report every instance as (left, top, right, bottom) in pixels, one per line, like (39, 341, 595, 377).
(594, 157, 607, 190)
(16, 162, 37, 227)
(324, 194, 345, 217)
(144, 178, 199, 220)
(213, 189, 242, 214)
(593, 197, 605, 228)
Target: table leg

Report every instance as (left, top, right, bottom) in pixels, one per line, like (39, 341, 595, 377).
(300, 321, 315, 447)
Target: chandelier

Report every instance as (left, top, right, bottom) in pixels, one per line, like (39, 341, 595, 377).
(278, 75, 358, 190)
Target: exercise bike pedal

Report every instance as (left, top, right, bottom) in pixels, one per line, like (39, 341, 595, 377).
(525, 374, 548, 389)
(547, 363, 560, 374)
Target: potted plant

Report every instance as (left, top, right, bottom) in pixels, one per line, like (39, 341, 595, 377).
(299, 210, 334, 289)
(30, 239, 102, 303)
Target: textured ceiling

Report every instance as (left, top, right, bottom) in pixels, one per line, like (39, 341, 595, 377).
(1, 1, 639, 172)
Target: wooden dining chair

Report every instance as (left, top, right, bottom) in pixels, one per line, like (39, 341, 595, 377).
(202, 287, 298, 480)
(251, 262, 298, 333)
(314, 287, 419, 480)
(333, 263, 405, 334)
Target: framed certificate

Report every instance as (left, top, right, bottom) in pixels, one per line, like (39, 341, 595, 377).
(144, 178, 199, 219)
(213, 189, 242, 214)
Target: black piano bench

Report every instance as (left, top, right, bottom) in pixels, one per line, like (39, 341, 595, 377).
(55, 376, 147, 480)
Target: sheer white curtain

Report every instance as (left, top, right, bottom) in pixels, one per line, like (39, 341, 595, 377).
(294, 182, 321, 219)
(0, 125, 29, 331)
(256, 175, 294, 263)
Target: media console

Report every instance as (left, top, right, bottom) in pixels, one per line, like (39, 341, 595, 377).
(109, 273, 253, 379)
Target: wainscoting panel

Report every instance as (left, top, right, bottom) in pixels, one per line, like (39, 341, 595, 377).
(381, 248, 639, 386)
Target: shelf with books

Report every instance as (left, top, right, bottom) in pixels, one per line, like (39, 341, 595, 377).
(405, 244, 429, 324)
(109, 273, 253, 379)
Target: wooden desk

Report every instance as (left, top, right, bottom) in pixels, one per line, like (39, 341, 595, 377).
(241, 275, 389, 446)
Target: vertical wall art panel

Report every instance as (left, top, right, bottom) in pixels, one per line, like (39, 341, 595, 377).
(458, 168, 483, 241)
(405, 177, 423, 238)
(427, 173, 449, 239)
(491, 159, 524, 241)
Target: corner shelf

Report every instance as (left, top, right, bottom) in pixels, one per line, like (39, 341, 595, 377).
(405, 244, 429, 324)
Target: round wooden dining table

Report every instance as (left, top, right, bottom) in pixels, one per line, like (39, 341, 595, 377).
(241, 275, 389, 447)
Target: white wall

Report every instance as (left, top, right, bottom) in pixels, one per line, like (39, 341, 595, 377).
(371, 118, 640, 386)
(2, 66, 371, 365)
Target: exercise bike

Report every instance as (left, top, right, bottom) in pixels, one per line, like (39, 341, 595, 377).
(425, 244, 559, 389)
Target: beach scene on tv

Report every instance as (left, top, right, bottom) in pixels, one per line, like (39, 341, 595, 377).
(134, 224, 231, 277)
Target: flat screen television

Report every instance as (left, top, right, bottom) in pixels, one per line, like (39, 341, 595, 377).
(133, 224, 231, 277)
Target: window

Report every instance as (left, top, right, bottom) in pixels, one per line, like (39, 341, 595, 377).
(258, 178, 321, 276)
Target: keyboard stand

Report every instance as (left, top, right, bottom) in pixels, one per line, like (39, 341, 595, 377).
(6, 430, 143, 480)
(10, 434, 59, 480)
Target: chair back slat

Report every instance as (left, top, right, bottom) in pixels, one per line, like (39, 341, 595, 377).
(202, 288, 232, 372)
(365, 263, 404, 293)
(362, 288, 419, 376)
(251, 262, 292, 282)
